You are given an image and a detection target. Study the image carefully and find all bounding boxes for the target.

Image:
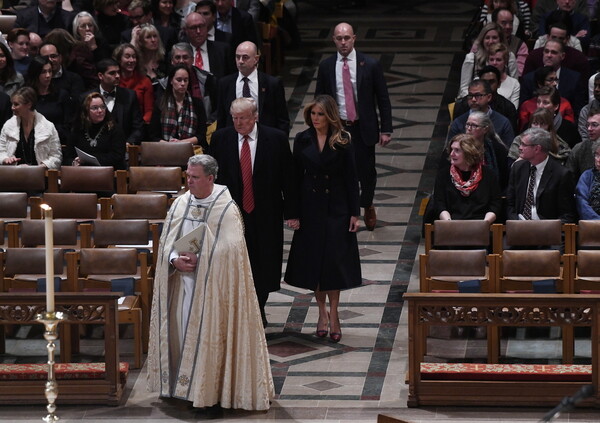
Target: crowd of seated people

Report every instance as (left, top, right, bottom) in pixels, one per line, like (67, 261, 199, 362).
(434, 0, 600, 225)
(0, 0, 295, 170)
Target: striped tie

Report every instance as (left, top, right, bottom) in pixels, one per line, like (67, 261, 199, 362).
(522, 165, 536, 220)
(240, 136, 254, 213)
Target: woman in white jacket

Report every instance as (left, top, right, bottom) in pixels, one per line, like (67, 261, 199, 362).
(0, 87, 62, 169)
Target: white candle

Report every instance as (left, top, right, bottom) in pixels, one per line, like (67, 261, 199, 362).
(41, 204, 54, 313)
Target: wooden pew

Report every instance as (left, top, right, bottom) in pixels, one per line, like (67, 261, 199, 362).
(0, 292, 126, 405)
(405, 293, 600, 408)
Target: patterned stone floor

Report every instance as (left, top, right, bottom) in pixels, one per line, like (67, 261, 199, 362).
(4, 1, 600, 422)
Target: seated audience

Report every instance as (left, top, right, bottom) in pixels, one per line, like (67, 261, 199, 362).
(152, 0, 181, 28)
(72, 11, 112, 63)
(121, 0, 178, 52)
(434, 133, 502, 222)
(534, 14, 582, 51)
(14, 0, 74, 38)
(487, 42, 520, 108)
(7, 28, 31, 77)
(460, 23, 518, 97)
(94, 0, 130, 50)
(533, 86, 581, 148)
(538, 0, 590, 46)
(492, 6, 528, 76)
(66, 92, 126, 169)
(576, 139, 600, 219)
(0, 43, 24, 96)
(507, 127, 576, 223)
(518, 66, 575, 131)
(24, 56, 73, 145)
(132, 23, 166, 84)
(568, 108, 600, 181)
(40, 42, 85, 104)
(582, 74, 600, 143)
(113, 43, 153, 124)
(0, 87, 62, 168)
(148, 64, 207, 150)
(522, 37, 589, 85)
(480, 0, 532, 36)
(509, 107, 571, 164)
(449, 79, 514, 148)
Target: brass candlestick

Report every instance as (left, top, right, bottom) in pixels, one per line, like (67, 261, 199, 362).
(35, 311, 66, 423)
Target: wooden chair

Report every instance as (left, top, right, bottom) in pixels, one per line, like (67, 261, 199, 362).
(492, 219, 564, 254)
(68, 248, 149, 369)
(100, 193, 169, 221)
(497, 249, 569, 292)
(47, 166, 116, 194)
(0, 193, 29, 223)
(127, 142, 194, 167)
(424, 220, 491, 253)
(8, 219, 89, 251)
(35, 193, 100, 220)
(0, 165, 46, 193)
(115, 167, 185, 195)
(570, 221, 600, 293)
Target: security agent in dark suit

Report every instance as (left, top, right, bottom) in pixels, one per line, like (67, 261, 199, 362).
(315, 22, 393, 231)
(14, 0, 74, 38)
(210, 97, 298, 326)
(81, 58, 144, 145)
(216, 41, 289, 134)
(506, 127, 576, 223)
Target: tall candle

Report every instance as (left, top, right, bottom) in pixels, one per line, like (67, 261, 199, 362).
(41, 204, 54, 313)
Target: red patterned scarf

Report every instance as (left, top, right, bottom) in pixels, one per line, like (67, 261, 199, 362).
(450, 162, 483, 197)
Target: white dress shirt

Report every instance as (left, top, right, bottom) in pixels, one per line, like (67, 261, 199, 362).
(236, 69, 259, 105)
(192, 41, 210, 73)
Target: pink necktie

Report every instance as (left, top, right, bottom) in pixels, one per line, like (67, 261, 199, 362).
(342, 57, 356, 121)
(195, 48, 204, 70)
(240, 136, 254, 213)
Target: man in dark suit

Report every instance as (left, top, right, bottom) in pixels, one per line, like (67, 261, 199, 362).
(120, 0, 178, 52)
(14, 0, 73, 38)
(506, 127, 576, 223)
(214, 0, 258, 49)
(216, 41, 289, 134)
(210, 97, 298, 326)
(520, 39, 586, 114)
(195, 0, 233, 47)
(81, 59, 144, 145)
(315, 22, 392, 231)
(182, 12, 234, 81)
(40, 42, 85, 103)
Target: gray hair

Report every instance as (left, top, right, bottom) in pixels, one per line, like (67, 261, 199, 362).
(72, 12, 100, 40)
(230, 97, 257, 115)
(188, 154, 218, 177)
(171, 42, 192, 56)
(522, 127, 552, 152)
(469, 111, 506, 148)
(593, 140, 600, 155)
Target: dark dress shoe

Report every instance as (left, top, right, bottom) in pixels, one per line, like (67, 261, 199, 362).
(364, 205, 376, 231)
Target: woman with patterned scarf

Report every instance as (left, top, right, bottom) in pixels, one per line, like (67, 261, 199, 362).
(148, 64, 207, 151)
(576, 140, 600, 220)
(434, 133, 502, 223)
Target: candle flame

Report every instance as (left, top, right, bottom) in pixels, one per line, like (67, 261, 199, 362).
(40, 204, 52, 211)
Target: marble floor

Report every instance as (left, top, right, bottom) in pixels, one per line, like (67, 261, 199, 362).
(3, 0, 600, 422)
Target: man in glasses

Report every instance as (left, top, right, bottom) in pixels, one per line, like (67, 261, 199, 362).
(120, 0, 178, 52)
(578, 73, 600, 143)
(507, 127, 575, 222)
(39, 42, 84, 103)
(448, 79, 514, 147)
(568, 108, 600, 181)
(454, 65, 518, 133)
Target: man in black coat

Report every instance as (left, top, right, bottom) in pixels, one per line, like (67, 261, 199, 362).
(315, 22, 392, 231)
(182, 12, 234, 81)
(506, 127, 576, 223)
(216, 41, 289, 134)
(14, 0, 73, 38)
(40, 42, 85, 103)
(214, 0, 258, 49)
(210, 97, 298, 325)
(195, 0, 233, 47)
(81, 59, 144, 145)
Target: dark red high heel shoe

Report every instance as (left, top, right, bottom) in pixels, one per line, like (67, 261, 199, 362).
(330, 317, 341, 342)
(316, 313, 329, 338)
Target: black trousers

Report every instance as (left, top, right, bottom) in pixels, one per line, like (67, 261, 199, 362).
(241, 209, 269, 319)
(344, 122, 376, 208)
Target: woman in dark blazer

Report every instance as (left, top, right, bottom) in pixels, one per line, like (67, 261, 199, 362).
(285, 94, 361, 343)
(148, 64, 207, 150)
(66, 92, 126, 169)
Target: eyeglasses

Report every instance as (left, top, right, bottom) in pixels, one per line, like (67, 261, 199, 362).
(465, 122, 483, 129)
(588, 122, 600, 128)
(466, 93, 487, 99)
(89, 105, 107, 111)
(545, 77, 559, 83)
(42, 53, 59, 60)
(520, 142, 536, 148)
(186, 24, 207, 31)
(79, 23, 94, 29)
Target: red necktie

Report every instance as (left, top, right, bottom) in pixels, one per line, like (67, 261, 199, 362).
(240, 136, 254, 213)
(342, 57, 356, 121)
(195, 48, 204, 70)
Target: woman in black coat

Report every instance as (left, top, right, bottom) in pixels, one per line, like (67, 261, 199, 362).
(66, 92, 126, 169)
(285, 95, 361, 343)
